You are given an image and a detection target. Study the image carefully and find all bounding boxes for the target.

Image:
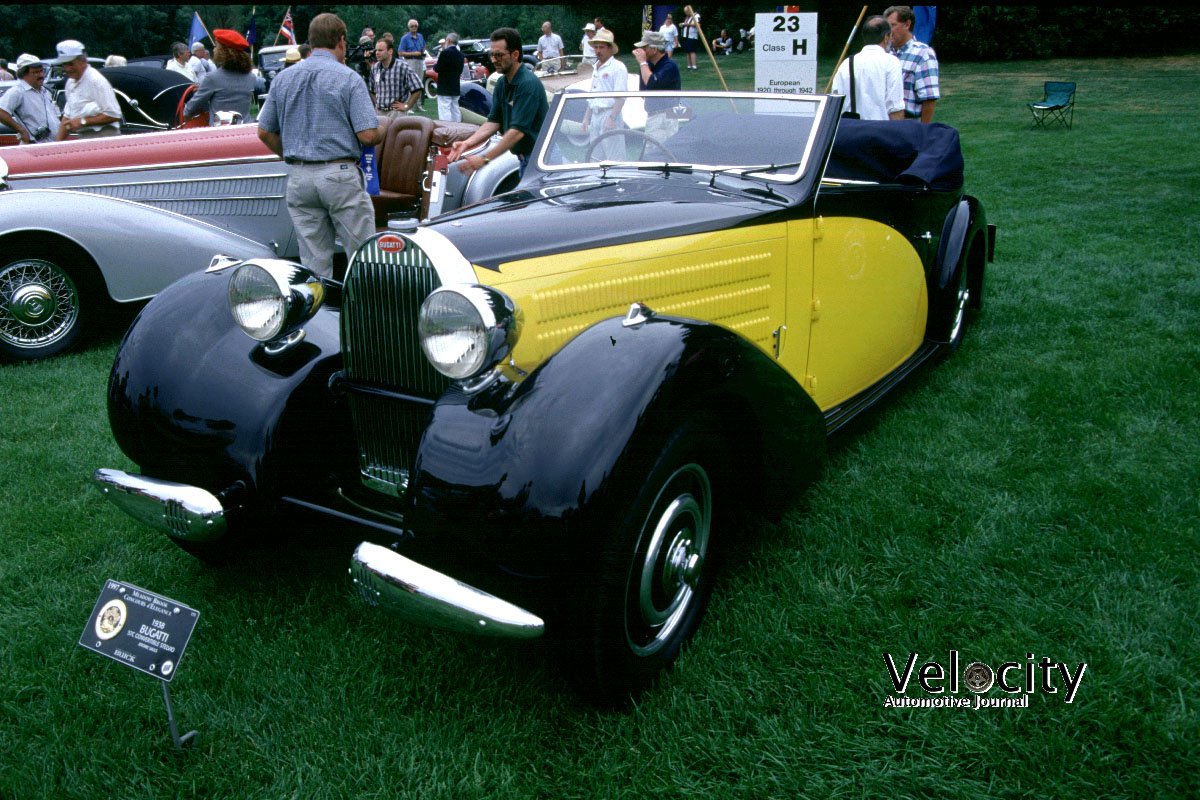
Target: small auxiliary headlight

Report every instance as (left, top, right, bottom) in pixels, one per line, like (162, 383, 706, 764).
(228, 260, 324, 343)
(418, 286, 521, 381)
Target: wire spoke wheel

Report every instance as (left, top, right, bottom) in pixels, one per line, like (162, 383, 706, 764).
(0, 258, 81, 355)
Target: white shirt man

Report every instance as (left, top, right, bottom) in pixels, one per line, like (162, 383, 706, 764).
(537, 22, 564, 66)
(582, 29, 628, 161)
(831, 16, 904, 121)
(0, 54, 61, 143)
(165, 43, 199, 82)
(187, 42, 217, 78)
(51, 40, 122, 139)
(580, 24, 597, 64)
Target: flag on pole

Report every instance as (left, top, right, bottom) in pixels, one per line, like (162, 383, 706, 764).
(188, 11, 209, 49)
(913, 6, 936, 44)
(278, 8, 296, 45)
(246, 8, 258, 48)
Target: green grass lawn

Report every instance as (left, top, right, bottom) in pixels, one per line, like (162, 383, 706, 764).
(2, 54, 1198, 798)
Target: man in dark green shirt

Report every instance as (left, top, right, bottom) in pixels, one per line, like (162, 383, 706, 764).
(448, 27, 548, 176)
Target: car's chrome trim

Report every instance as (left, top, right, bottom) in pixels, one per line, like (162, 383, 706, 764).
(349, 542, 545, 639)
(10, 156, 282, 181)
(92, 468, 227, 542)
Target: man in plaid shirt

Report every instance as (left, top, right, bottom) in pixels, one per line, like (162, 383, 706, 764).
(369, 37, 422, 118)
(885, 5, 939, 123)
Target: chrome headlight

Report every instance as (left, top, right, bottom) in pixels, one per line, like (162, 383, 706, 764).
(418, 285, 521, 380)
(228, 259, 324, 342)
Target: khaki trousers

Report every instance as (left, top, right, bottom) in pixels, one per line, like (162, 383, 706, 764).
(285, 162, 375, 278)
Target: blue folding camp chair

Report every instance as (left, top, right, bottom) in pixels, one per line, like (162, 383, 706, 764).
(1028, 81, 1076, 129)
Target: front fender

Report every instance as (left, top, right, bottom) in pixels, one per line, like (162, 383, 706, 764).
(404, 314, 826, 578)
(107, 267, 352, 507)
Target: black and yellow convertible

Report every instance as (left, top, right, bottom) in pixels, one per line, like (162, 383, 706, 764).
(94, 90, 995, 703)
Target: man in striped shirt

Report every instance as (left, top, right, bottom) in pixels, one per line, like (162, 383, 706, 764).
(885, 5, 939, 123)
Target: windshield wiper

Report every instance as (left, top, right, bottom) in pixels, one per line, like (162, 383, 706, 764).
(636, 164, 695, 177)
(719, 160, 807, 178)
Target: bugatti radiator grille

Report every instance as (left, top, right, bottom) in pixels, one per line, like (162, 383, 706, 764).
(341, 237, 450, 496)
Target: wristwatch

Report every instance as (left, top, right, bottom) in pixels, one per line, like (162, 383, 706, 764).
(481, 154, 491, 164)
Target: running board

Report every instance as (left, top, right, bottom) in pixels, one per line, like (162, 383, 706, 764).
(822, 342, 942, 435)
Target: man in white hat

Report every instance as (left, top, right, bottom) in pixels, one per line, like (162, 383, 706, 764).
(581, 28, 628, 161)
(51, 40, 121, 139)
(580, 22, 597, 65)
(0, 54, 60, 143)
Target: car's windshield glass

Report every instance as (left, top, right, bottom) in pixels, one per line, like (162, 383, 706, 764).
(261, 52, 286, 71)
(538, 92, 824, 182)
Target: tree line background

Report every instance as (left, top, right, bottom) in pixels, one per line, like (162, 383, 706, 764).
(1, 4, 1195, 64)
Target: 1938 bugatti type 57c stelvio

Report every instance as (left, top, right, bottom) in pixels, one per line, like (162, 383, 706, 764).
(94, 91, 995, 702)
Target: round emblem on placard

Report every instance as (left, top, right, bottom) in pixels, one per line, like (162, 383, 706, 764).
(377, 235, 406, 253)
(95, 598, 128, 640)
(963, 662, 995, 693)
(160, 660, 175, 677)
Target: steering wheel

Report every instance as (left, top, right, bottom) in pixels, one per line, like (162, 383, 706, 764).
(585, 129, 677, 163)
(174, 83, 208, 128)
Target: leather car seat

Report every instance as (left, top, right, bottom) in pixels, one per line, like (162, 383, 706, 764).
(371, 115, 436, 227)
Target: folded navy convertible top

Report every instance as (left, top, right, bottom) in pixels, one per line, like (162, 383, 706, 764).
(826, 119, 964, 192)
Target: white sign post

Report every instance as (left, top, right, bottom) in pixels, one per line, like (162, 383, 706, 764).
(754, 12, 819, 95)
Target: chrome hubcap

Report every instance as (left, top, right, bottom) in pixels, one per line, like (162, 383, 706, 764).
(11, 284, 55, 326)
(627, 463, 711, 656)
(0, 259, 80, 349)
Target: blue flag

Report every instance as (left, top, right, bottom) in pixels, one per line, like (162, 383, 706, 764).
(913, 6, 936, 44)
(188, 12, 208, 49)
(246, 14, 257, 47)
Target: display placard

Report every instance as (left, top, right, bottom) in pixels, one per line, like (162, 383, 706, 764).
(754, 12, 819, 95)
(79, 580, 199, 682)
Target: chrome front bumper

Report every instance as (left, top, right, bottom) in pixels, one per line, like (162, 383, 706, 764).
(349, 542, 544, 639)
(92, 468, 227, 542)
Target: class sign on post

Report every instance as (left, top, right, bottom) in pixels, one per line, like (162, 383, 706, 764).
(754, 12, 819, 95)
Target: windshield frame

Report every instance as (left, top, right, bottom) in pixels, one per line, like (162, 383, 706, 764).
(535, 90, 831, 183)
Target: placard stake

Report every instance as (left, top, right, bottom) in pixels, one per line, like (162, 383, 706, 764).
(162, 681, 198, 750)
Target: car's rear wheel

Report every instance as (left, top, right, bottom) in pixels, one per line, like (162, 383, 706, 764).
(943, 262, 971, 351)
(424, 77, 438, 98)
(0, 255, 84, 361)
(574, 421, 721, 704)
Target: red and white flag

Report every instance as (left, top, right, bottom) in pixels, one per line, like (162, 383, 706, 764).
(278, 9, 296, 45)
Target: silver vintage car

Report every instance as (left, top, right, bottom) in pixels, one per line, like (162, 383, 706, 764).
(0, 116, 519, 360)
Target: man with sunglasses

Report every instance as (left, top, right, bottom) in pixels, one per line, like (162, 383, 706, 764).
(448, 28, 547, 177)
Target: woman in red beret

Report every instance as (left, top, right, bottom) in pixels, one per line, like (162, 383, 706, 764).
(183, 29, 257, 124)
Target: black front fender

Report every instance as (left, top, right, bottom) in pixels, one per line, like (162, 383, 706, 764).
(404, 314, 826, 579)
(107, 269, 353, 507)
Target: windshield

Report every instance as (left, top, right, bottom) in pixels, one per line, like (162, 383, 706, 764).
(537, 91, 826, 182)
(261, 52, 287, 72)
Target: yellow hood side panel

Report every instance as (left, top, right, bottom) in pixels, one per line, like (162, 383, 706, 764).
(806, 216, 928, 410)
(478, 225, 791, 373)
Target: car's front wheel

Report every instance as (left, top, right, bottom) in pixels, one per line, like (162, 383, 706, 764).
(423, 77, 438, 98)
(576, 422, 720, 704)
(0, 255, 84, 361)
